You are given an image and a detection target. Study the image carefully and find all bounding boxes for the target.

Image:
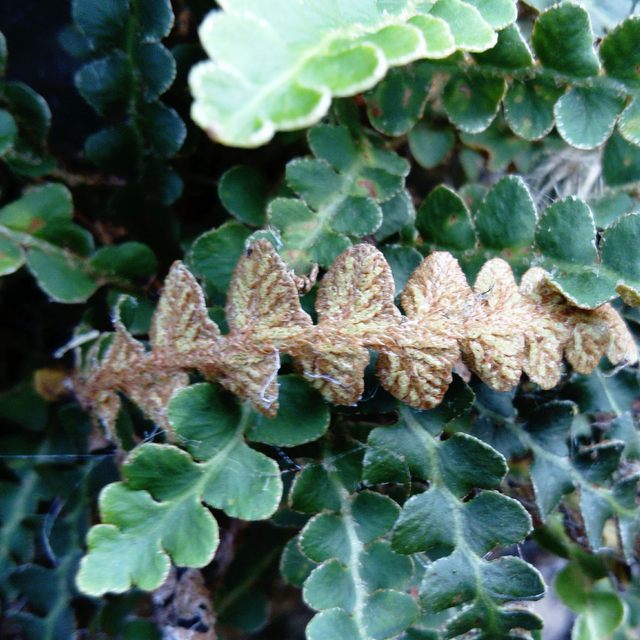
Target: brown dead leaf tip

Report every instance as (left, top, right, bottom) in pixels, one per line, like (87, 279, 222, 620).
(75, 240, 637, 432)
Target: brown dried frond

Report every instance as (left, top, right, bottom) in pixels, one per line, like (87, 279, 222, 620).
(150, 261, 221, 369)
(315, 243, 400, 337)
(462, 259, 526, 392)
(77, 322, 188, 440)
(519, 267, 571, 389)
(597, 304, 639, 367)
(296, 244, 399, 406)
(296, 331, 370, 406)
(378, 252, 468, 409)
(77, 324, 146, 439)
(74, 240, 639, 433)
(153, 567, 216, 640)
(520, 268, 638, 385)
(401, 251, 471, 323)
(221, 240, 313, 415)
(225, 240, 312, 345)
(377, 322, 460, 409)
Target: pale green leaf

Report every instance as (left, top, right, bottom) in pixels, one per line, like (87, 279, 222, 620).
(531, 3, 600, 77)
(189, 0, 507, 146)
(554, 87, 625, 150)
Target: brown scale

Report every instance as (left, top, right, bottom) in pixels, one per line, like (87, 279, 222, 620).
(75, 240, 638, 437)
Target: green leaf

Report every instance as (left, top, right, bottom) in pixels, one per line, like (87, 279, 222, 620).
(475, 175, 536, 250)
(430, 0, 497, 51)
(75, 53, 132, 116)
(138, 102, 186, 158)
(0, 184, 156, 302)
(417, 184, 476, 251)
(84, 123, 140, 172)
(219, 165, 269, 226)
(26, 249, 98, 304)
(246, 375, 330, 446)
(480, 397, 638, 556)
(417, 178, 638, 307)
(376, 402, 543, 637)
(72, 0, 129, 52)
(564, 367, 639, 418)
(554, 87, 625, 150)
(269, 197, 351, 273)
(0, 235, 24, 276)
(9, 559, 80, 640)
(374, 190, 415, 241)
(600, 16, 640, 91)
(135, 42, 176, 102)
(218, 588, 269, 633)
(0, 30, 7, 76)
(462, 0, 518, 30)
(380, 245, 423, 294)
(504, 80, 563, 141)
(442, 72, 506, 134)
(189, 221, 252, 294)
(0, 183, 73, 232)
(3, 81, 51, 143)
(133, 0, 174, 41)
(572, 593, 625, 640)
(610, 413, 640, 460)
(525, 1, 639, 38)
(170, 384, 283, 519)
(306, 609, 361, 640)
(365, 65, 431, 136)
(408, 122, 455, 169)
(522, 401, 576, 518)
(77, 383, 283, 595)
(531, 3, 600, 78)
(619, 98, 640, 146)
(76, 479, 217, 594)
(472, 23, 533, 69)
(364, 590, 419, 640)
(603, 131, 640, 187)
(556, 564, 625, 639)
(534, 197, 612, 307)
(188, 0, 507, 146)
(0, 108, 18, 156)
(459, 116, 530, 172)
(588, 191, 635, 228)
(90, 242, 157, 280)
(280, 538, 317, 588)
(295, 451, 418, 640)
(601, 213, 640, 305)
(269, 124, 409, 272)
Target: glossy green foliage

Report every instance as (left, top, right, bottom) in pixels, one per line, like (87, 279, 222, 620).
(417, 176, 640, 307)
(524, 0, 639, 37)
(269, 122, 411, 272)
(364, 6, 640, 154)
(0, 392, 114, 640)
(3, 1, 640, 639)
(475, 396, 640, 559)
(556, 559, 625, 640)
(0, 34, 55, 176)
(71, 0, 185, 171)
(190, 118, 416, 276)
(0, 183, 156, 302)
(77, 383, 286, 595)
(291, 449, 420, 639)
(189, 0, 517, 146)
(367, 385, 544, 639)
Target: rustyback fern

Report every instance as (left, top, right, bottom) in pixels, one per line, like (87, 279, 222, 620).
(4, 2, 640, 639)
(76, 237, 637, 427)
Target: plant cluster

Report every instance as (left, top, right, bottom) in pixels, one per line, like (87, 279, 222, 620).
(2, 1, 640, 640)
